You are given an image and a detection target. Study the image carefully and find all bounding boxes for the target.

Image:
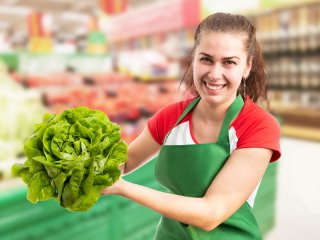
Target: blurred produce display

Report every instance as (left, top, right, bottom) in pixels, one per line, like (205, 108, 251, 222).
(0, 53, 183, 183)
(16, 70, 183, 144)
(0, 61, 46, 179)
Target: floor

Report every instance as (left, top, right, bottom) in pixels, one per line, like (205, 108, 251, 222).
(265, 137, 320, 240)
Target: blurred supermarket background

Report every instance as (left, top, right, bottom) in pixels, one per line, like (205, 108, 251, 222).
(0, 0, 320, 239)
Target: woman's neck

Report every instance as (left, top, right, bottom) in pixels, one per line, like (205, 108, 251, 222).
(195, 98, 233, 124)
(191, 100, 228, 143)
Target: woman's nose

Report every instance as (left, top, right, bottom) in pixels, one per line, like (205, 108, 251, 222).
(208, 64, 223, 79)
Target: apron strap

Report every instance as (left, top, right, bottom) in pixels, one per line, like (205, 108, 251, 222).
(163, 97, 200, 143)
(173, 97, 201, 128)
(217, 94, 244, 145)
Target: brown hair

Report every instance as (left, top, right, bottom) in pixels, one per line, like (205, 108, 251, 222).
(181, 12, 268, 103)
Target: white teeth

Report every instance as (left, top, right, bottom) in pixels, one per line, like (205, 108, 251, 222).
(205, 82, 224, 90)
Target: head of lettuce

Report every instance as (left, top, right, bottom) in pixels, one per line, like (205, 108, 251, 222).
(12, 106, 127, 211)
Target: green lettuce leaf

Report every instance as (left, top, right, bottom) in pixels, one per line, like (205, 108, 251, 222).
(12, 106, 127, 211)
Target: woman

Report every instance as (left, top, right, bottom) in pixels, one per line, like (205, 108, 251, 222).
(102, 12, 281, 240)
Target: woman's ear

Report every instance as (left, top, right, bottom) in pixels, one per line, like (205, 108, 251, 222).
(243, 57, 252, 78)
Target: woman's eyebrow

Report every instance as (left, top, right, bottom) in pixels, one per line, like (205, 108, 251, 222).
(199, 52, 213, 58)
(199, 53, 240, 60)
(222, 56, 240, 60)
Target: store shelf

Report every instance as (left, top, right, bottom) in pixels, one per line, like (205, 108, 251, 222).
(270, 104, 320, 125)
(271, 106, 320, 119)
(270, 102, 320, 141)
(252, 1, 320, 144)
(281, 124, 320, 142)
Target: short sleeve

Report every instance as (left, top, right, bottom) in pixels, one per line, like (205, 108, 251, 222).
(232, 100, 281, 162)
(147, 110, 164, 145)
(147, 99, 192, 145)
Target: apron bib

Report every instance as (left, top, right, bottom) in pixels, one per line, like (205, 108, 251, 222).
(154, 95, 262, 240)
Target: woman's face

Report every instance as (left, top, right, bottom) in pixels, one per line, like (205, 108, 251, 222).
(193, 31, 251, 107)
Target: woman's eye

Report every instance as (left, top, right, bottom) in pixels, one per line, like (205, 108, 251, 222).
(224, 60, 236, 65)
(200, 57, 212, 63)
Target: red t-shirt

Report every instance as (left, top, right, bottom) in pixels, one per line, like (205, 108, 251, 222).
(148, 96, 281, 162)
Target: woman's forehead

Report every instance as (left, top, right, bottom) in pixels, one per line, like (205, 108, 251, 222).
(196, 32, 247, 56)
(198, 31, 247, 43)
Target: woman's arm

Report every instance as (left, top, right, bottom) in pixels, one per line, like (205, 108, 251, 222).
(102, 147, 272, 231)
(122, 126, 161, 175)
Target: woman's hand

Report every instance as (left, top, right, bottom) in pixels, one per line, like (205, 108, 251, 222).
(101, 178, 125, 195)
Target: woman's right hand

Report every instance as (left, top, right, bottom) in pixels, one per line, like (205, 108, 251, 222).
(101, 178, 125, 195)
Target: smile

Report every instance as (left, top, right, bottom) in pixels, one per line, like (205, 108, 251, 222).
(204, 82, 226, 91)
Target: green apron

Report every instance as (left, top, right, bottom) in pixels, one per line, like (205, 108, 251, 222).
(154, 95, 262, 240)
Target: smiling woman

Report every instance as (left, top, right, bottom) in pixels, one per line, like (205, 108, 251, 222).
(193, 32, 251, 109)
(101, 12, 281, 240)
(183, 16, 267, 105)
